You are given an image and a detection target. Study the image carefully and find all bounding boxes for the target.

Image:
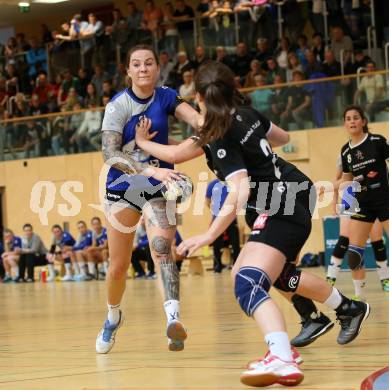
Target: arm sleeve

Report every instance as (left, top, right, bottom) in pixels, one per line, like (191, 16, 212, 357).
(101, 99, 127, 133)
(64, 233, 76, 247)
(380, 136, 389, 159)
(255, 110, 272, 134)
(211, 139, 247, 180)
(161, 87, 185, 115)
(14, 237, 22, 249)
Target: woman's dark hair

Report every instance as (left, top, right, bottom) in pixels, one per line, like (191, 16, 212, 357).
(194, 61, 236, 146)
(23, 223, 33, 230)
(126, 44, 159, 68)
(91, 216, 101, 223)
(343, 105, 369, 133)
(52, 224, 62, 231)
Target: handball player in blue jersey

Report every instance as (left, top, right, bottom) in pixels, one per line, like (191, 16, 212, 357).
(96, 44, 201, 354)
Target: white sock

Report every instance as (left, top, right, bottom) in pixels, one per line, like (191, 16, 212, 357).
(103, 260, 109, 273)
(107, 303, 121, 325)
(164, 299, 180, 323)
(73, 262, 80, 275)
(78, 261, 87, 275)
(64, 263, 72, 276)
(264, 332, 293, 362)
(323, 287, 342, 309)
(47, 264, 55, 278)
(376, 260, 389, 281)
(327, 256, 343, 279)
(87, 262, 95, 275)
(11, 266, 19, 278)
(353, 279, 366, 297)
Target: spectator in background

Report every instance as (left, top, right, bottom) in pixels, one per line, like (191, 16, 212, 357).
(4, 63, 20, 96)
(255, 37, 272, 63)
(29, 93, 48, 116)
(73, 103, 102, 151)
(179, 70, 195, 98)
(229, 42, 252, 82)
(197, 0, 214, 49)
(26, 37, 47, 80)
(15, 32, 30, 52)
(84, 82, 100, 107)
(51, 107, 67, 155)
(106, 9, 128, 60)
(214, 46, 233, 69)
(320, 49, 341, 77)
(173, 0, 195, 59)
(77, 67, 90, 98)
(0, 78, 9, 109)
(143, 0, 163, 41)
(127, 1, 143, 47)
(158, 51, 174, 86)
(296, 34, 309, 68)
(102, 80, 116, 100)
(312, 32, 325, 63)
(32, 73, 53, 105)
(331, 25, 353, 62)
(64, 102, 84, 153)
(91, 64, 109, 97)
(264, 57, 285, 84)
(169, 51, 193, 89)
(216, 0, 234, 47)
(310, 0, 325, 36)
(113, 63, 127, 91)
(354, 60, 385, 121)
(13, 93, 29, 118)
(161, 2, 179, 60)
(286, 52, 303, 82)
(73, 220, 94, 281)
(250, 74, 272, 114)
(41, 24, 52, 44)
(58, 69, 80, 107)
(234, 0, 254, 48)
(304, 49, 322, 77)
(275, 37, 291, 70)
(23, 121, 48, 158)
(18, 223, 48, 283)
(283, 0, 306, 42)
(61, 87, 81, 111)
(191, 45, 208, 71)
(4, 37, 18, 59)
(1, 229, 22, 283)
(244, 59, 262, 88)
(280, 70, 311, 130)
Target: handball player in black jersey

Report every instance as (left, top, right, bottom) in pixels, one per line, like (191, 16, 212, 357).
(136, 62, 370, 387)
(337, 106, 389, 299)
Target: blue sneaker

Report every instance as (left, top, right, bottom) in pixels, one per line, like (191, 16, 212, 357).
(96, 311, 124, 354)
(74, 274, 93, 282)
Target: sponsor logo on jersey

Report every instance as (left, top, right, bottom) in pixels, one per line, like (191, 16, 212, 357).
(355, 150, 364, 160)
(253, 213, 268, 230)
(107, 104, 115, 114)
(367, 170, 378, 178)
(217, 149, 226, 159)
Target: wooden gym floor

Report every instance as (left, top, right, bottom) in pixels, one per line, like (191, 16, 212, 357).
(0, 267, 388, 390)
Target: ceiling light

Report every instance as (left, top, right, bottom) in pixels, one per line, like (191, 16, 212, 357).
(18, 2, 30, 6)
(32, 0, 69, 3)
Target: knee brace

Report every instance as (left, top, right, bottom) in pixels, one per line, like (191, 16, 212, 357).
(371, 240, 387, 262)
(234, 267, 271, 317)
(333, 236, 349, 259)
(348, 245, 365, 270)
(64, 257, 71, 264)
(273, 263, 302, 292)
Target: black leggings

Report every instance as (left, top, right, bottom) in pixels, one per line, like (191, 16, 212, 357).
(19, 253, 47, 280)
(212, 219, 240, 267)
(131, 246, 154, 275)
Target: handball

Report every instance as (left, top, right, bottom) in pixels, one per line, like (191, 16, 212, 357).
(161, 173, 193, 203)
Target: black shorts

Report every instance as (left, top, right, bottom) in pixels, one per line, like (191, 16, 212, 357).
(350, 203, 389, 223)
(106, 186, 165, 213)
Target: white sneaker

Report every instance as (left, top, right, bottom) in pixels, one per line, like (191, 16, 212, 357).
(166, 320, 187, 351)
(246, 346, 303, 370)
(61, 274, 73, 282)
(96, 311, 124, 354)
(46, 275, 55, 282)
(240, 354, 304, 387)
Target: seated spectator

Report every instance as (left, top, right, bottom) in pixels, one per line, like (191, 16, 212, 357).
(73, 221, 94, 281)
(4, 63, 20, 97)
(264, 57, 285, 84)
(29, 93, 48, 116)
(0, 78, 9, 109)
(91, 64, 110, 97)
(18, 223, 48, 283)
(192, 45, 208, 71)
(51, 108, 67, 155)
(280, 70, 312, 130)
(77, 67, 90, 98)
(26, 37, 47, 80)
(214, 0, 234, 48)
(275, 37, 291, 70)
(61, 87, 82, 111)
(229, 42, 252, 81)
(106, 8, 128, 58)
(179, 71, 195, 98)
(102, 80, 117, 100)
(87, 217, 109, 279)
(58, 69, 81, 107)
(1, 229, 22, 283)
(63, 102, 84, 153)
(214, 46, 233, 69)
(234, 0, 254, 48)
(304, 49, 322, 77)
(244, 59, 262, 88)
(250, 74, 273, 114)
(344, 49, 372, 74)
(160, 2, 179, 59)
(23, 120, 50, 158)
(296, 34, 309, 68)
(142, 0, 163, 40)
(312, 32, 325, 62)
(320, 49, 341, 77)
(286, 52, 303, 83)
(255, 37, 272, 64)
(84, 82, 100, 107)
(354, 60, 386, 121)
(73, 103, 102, 152)
(158, 51, 175, 87)
(32, 73, 53, 105)
(173, 0, 195, 58)
(169, 51, 193, 90)
(13, 93, 29, 118)
(127, 1, 143, 47)
(113, 63, 127, 92)
(331, 25, 353, 62)
(131, 217, 155, 279)
(197, 0, 213, 49)
(47, 224, 76, 282)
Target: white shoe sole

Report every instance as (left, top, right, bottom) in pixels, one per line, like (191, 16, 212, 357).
(167, 321, 187, 352)
(241, 370, 304, 387)
(96, 315, 124, 354)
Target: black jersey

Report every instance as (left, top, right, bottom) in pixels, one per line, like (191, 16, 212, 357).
(341, 133, 389, 205)
(203, 106, 310, 221)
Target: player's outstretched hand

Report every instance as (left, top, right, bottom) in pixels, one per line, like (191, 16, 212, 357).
(177, 234, 213, 257)
(151, 167, 182, 184)
(136, 117, 158, 144)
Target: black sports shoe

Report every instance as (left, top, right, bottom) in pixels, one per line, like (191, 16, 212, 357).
(335, 300, 370, 345)
(291, 312, 334, 347)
